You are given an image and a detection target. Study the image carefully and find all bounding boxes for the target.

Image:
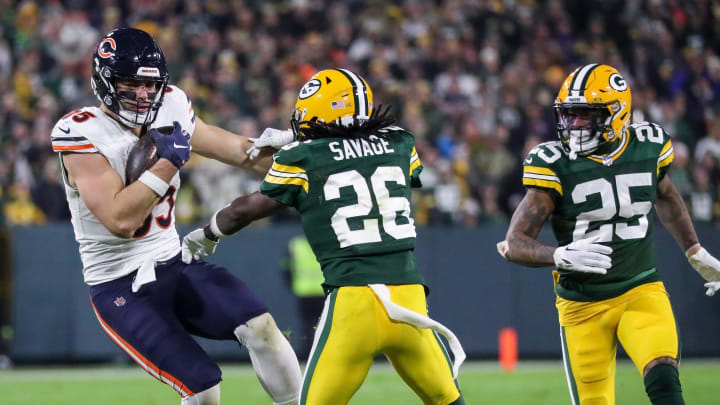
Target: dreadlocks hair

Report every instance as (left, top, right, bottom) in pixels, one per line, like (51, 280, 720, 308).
(297, 104, 397, 141)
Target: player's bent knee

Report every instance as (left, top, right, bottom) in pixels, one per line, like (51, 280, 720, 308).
(181, 384, 220, 405)
(574, 352, 611, 383)
(643, 356, 678, 377)
(644, 363, 684, 405)
(234, 312, 284, 350)
(233, 312, 301, 405)
(577, 368, 611, 384)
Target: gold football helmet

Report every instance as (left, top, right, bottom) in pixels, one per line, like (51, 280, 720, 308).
(291, 68, 374, 139)
(554, 64, 632, 158)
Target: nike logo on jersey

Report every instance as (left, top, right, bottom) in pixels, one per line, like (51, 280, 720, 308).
(173, 143, 189, 149)
(59, 127, 70, 134)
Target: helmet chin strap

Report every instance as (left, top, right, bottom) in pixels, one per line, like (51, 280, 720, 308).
(113, 86, 163, 128)
(567, 136, 581, 160)
(566, 129, 600, 160)
(118, 108, 150, 128)
(102, 104, 151, 130)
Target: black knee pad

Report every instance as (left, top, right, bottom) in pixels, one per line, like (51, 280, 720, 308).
(644, 363, 685, 405)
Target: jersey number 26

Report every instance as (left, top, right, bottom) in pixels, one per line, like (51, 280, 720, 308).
(324, 166, 415, 248)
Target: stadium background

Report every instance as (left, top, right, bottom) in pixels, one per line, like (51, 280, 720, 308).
(1, 0, 720, 403)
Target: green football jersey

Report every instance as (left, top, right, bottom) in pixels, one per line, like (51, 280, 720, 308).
(260, 126, 425, 288)
(522, 122, 675, 301)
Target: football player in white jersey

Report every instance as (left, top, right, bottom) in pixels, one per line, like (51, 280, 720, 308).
(49, 28, 301, 405)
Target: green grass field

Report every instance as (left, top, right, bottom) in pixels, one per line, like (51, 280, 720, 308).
(2, 360, 719, 404)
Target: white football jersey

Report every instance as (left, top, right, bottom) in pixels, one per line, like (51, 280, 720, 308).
(50, 85, 197, 285)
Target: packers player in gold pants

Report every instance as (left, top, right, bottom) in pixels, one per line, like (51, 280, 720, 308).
(498, 63, 720, 405)
(182, 68, 465, 404)
(305, 284, 460, 404)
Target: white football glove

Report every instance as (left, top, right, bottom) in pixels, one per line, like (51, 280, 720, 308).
(181, 228, 218, 264)
(687, 246, 720, 296)
(496, 240, 509, 259)
(246, 128, 294, 160)
(553, 238, 612, 274)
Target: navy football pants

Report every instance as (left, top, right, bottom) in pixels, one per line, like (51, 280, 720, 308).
(90, 254, 268, 396)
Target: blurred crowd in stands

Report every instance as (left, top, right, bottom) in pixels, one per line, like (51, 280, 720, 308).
(1, 0, 720, 228)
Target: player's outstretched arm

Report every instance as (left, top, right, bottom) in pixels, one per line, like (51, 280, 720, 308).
(63, 153, 177, 238)
(214, 191, 286, 234)
(181, 192, 285, 263)
(502, 188, 557, 267)
(500, 188, 611, 274)
(656, 175, 720, 295)
(189, 116, 277, 173)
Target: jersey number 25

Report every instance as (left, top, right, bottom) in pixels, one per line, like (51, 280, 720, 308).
(572, 172, 652, 242)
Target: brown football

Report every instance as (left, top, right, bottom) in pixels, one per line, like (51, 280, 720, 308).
(125, 126, 173, 184)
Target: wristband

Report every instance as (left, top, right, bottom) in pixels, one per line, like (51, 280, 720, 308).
(203, 225, 219, 242)
(685, 242, 701, 258)
(138, 171, 170, 196)
(209, 208, 231, 239)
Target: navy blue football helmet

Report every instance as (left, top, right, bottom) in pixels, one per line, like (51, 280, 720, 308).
(91, 28, 169, 128)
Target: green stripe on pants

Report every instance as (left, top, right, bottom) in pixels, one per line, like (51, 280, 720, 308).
(433, 331, 460, 388)
(561, 326, 580, 405)
(300, 289, 337, 404)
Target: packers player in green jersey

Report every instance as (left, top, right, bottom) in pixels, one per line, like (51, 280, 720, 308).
(181, 69, 465, 405)
(498, 63, 720, 405)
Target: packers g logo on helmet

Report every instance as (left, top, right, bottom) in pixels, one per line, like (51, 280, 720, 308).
(609, 73, 627, 91)
(299, 79, 321, 99)
(554, 64, 632, 159)
(291, 68, 374, 139)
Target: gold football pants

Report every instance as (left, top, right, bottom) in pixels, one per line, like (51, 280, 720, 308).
(556, 281, 680, 405)
(300, 284, 461, 405)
